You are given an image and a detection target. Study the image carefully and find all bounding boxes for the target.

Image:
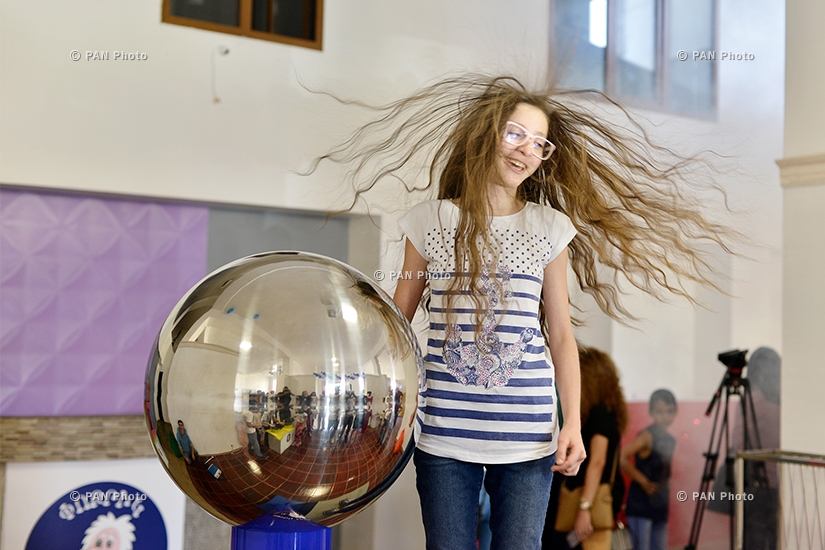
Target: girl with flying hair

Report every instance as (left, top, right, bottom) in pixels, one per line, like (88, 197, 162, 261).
(309, 74, 734, 550)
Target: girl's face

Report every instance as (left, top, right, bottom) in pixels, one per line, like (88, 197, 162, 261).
(495, 103, 549, 192)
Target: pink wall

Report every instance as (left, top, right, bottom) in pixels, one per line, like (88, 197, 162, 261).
(624, 401, 733, 549)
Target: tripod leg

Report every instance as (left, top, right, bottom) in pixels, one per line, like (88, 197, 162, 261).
(685, 385, 732, 550)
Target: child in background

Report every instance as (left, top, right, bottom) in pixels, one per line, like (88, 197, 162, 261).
(620, 389, 677, 550)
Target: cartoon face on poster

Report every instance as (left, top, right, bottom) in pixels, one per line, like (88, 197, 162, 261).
(25, 482, 167, 550)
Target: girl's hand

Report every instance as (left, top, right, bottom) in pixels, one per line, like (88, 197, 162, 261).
(551, 426, 586, 475)
(574, 509, 593, 542)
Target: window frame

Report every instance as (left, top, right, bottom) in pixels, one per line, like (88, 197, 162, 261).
(552, 0, 718, 119)
(162, 0, 324, 51)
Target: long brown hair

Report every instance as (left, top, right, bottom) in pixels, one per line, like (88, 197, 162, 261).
(579, 346, 628, 433)
(304, 74, 739, 336)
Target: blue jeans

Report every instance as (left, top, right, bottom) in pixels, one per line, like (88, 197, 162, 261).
(247, 431, 265, 458)
(414, 448, 554, 550)
(627, 516, 668, 550)
(478, 476, 492, 550)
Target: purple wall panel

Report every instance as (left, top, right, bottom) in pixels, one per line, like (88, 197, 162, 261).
(0, 189, 208, 416)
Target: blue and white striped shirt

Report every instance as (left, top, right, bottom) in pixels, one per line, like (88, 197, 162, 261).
(399, 200, 576, 463)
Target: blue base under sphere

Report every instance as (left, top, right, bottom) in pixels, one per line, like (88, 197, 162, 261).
(144, 251, 423, 526)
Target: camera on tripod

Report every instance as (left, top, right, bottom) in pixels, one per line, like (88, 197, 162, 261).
(718, 349, 748, 382)
(705, 349, 748, 416)
(686, 348, 767, 550)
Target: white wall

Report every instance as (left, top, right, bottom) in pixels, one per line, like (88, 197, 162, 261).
(784, 0, 825, 157)
(574, 0, 786, 403)
(0, 0, 790, 545)
(167, 344, 239, 454)
(780, 0, 825, 455)
(0, 0, 552, 211)
(782, 183, 825, 454)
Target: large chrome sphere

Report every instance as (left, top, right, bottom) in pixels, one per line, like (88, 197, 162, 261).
(144, 252, 423, 526)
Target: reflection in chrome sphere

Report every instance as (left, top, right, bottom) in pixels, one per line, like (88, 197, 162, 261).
(144, 252, 423, 527)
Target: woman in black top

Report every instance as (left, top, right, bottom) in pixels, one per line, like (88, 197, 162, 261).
(544, 347, 628, 550)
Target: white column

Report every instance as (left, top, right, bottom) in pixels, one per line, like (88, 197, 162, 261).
(780, 0, 825, 453)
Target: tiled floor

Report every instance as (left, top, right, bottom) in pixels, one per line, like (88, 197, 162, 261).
(187, 423, 405, 525)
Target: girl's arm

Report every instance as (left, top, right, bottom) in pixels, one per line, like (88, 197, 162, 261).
(620, 430, 658, 495)
(393, 238, 428, 322)
(543, 247, 587, 475)
(574, 433, 609, 541)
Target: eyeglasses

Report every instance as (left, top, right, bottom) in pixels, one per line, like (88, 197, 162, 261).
(502, 121, 556, 160)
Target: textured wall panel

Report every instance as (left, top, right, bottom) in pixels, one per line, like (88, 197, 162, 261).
(0, 188, 208, 416)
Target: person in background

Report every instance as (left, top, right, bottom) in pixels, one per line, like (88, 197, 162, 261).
(545, 347, 628, 550)
(176, 420, 198, 465)
(477, 471, 492, 550)
(620, 389, 677, 550)
(243, 405, 266, 459)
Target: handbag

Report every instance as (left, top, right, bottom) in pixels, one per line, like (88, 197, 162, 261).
(554, 447, 620, 532)
(611, 520, 633, 550)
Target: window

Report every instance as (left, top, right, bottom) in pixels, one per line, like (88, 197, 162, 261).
(163, 0, 323, 50)
(553, 0, 715, 118)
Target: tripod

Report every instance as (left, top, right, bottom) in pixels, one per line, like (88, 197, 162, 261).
(685, 350, 767, 550)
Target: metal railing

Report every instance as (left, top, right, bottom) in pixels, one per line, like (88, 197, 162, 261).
(735, 449, 825, 550)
